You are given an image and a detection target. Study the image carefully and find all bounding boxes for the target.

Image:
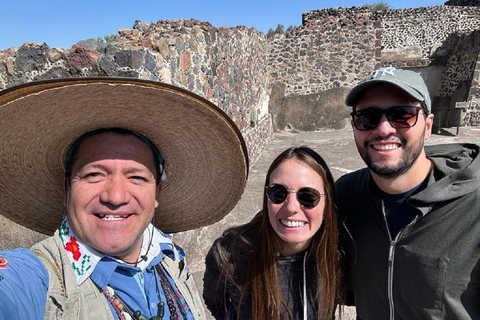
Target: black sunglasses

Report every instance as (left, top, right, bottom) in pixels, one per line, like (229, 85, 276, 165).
(350, 106, 425, 131)
(265, 183, 324, 209)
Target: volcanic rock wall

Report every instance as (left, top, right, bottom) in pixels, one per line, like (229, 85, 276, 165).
(268, 5, 480, 130)
(0, 19, 272, 163)
(269, 7, 377, 96)
(2, 4, 480, 136)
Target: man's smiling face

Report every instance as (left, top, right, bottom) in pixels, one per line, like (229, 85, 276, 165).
(352, 83, 433, 178)
(66, 132, 160, 262)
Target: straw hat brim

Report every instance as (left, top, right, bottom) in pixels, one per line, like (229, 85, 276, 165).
(0, 77, 249, 234)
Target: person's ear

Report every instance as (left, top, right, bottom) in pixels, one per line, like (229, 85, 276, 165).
(424, 113, 434, 140)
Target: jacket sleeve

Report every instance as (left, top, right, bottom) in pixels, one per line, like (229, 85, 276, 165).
(203, 239, 230, 320)
(0, 248, 49, 320)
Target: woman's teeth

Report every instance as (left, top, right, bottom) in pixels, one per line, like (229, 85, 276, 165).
(281, 220, 305, 227)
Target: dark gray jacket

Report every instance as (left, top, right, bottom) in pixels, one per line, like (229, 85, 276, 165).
(336, 143, 480, 320)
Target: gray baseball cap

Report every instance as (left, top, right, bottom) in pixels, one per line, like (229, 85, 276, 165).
(345, 67, 431, 112)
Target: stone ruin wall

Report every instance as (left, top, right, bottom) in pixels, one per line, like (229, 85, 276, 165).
(436, 30, 480, 125)
(268, 7, 378, 96)
(269, 5, 480, 125)
(380, 6, 480, 125)
(469, 49, 480, 125)
(380, 6, 480, 62)
(0, 20, 272, 164)
(1, 4, 480, 156)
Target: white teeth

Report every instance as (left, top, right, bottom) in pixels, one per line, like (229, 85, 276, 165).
(373, 144, 398, 151)
(98, 215, 129, 220)
(281, 220, 305, 227)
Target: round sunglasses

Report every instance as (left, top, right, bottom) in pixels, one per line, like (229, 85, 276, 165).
(265, 183, 325, 209)
(350, 106, 425, 131)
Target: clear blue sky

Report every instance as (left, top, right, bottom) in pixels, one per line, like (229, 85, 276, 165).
(2, 0, 445, 50)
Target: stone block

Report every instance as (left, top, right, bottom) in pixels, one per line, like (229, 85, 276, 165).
(98, 55, 116, 76)
(154, 39, 171, 59)
(47, 49, 63, 63)
(381, 46, 423, 62)
(34, 67, 71, 80)
(4, 60, 14, 74)
(145, 51, 157, 72)
(15, 44, 48, 72)
(181, 50, 192, 70)
(68, 49, 97, 70)
(114, 50, 143, 69)
(282, 87, 351, 131)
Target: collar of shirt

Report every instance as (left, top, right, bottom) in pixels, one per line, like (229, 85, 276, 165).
(57, 216, 174, 285)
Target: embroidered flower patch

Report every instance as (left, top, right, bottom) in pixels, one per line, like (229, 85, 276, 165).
(65, 237, 82, 261)
(0, 257, 8, 270)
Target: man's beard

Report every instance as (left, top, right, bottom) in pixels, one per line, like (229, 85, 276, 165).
(356, 130, 426, 179)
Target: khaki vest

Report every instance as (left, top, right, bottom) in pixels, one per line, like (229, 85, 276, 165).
(31, 231, 206, 320)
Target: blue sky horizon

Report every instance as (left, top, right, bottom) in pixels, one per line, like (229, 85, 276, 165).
(2, 0, 445, 50)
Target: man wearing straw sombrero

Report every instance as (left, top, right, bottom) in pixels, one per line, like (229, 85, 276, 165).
(0, 78, 249, 320)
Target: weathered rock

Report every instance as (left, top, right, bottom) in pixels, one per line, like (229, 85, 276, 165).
(114, 50, 143, 69)
(46, 48, 64, 63)
(98, 54, 116, 76)
(4, 59, 14, 74)
(67, 45, 99, 69)
(34, 67, 71, 80)
(15, 43, 48, 72)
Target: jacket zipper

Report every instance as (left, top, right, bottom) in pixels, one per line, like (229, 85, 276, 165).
(387, 240, 395, 320)
(383, 200, 418, 320)
(382, 200, 395, 320)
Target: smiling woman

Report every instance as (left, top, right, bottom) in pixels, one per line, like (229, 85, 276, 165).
(203, 146, 344, 320)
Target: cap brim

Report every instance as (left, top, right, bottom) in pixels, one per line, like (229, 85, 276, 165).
(0, 78, 249, 234)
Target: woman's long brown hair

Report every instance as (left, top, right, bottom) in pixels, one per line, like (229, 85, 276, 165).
(219, 146, 342, 319)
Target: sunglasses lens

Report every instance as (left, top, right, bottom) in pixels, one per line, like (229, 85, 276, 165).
(352, 106, 421, 130)
(266, 184, 288, 204)
(267, 184, 322, 208)
(387, 106, 419, 128)
(352, 109, 382, 131)
(297, 187, 321, 208)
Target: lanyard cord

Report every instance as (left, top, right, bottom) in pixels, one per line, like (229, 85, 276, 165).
(121, 224, 155, 267)
(153, 268, 165, 318)
(155, 264, 188, 319)
(100, 264, 168, 320)
(303, 251, 307, 320)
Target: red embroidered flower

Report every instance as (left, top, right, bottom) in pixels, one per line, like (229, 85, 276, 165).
(0, 257, 8, 270)
(65, 237, 82, 261)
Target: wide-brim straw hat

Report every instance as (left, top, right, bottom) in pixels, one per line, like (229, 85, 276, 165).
(0, 77, 249, 235)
